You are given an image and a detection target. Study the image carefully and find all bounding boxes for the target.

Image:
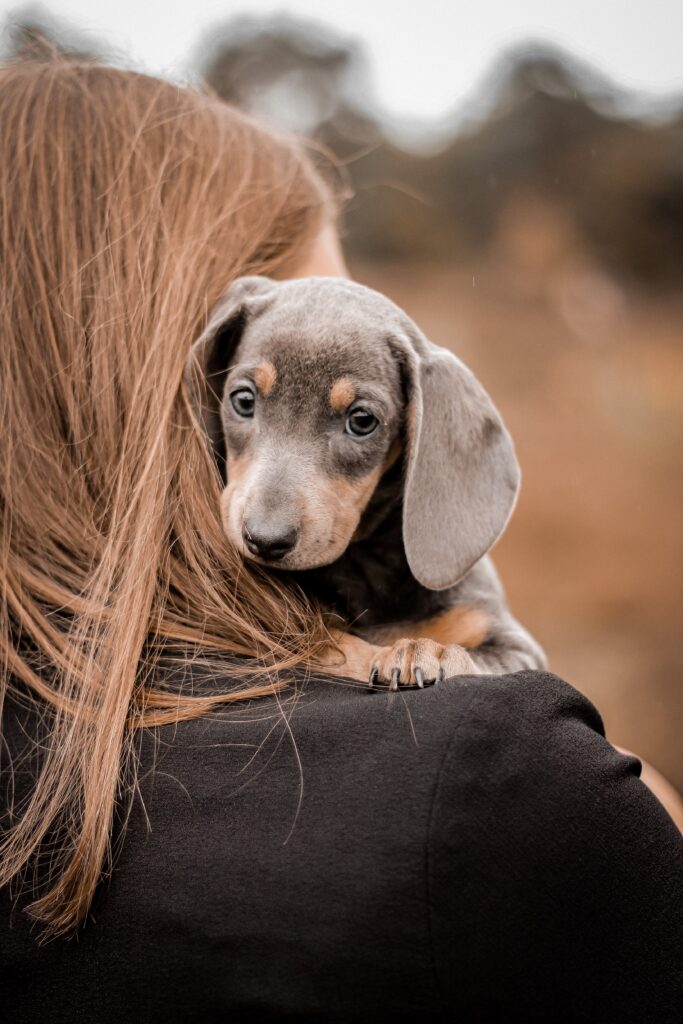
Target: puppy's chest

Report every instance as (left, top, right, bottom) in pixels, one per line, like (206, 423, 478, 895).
(291, 520, 454, 632)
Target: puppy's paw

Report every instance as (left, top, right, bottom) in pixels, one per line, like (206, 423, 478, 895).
(369, 638, 479, 691)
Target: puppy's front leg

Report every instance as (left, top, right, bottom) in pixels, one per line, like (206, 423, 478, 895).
(466, 612, 546, 675)
(408, 558, 547, 677)
(313, 626, 479, 692)
(313, 630, 471, 690)
(357, 607, 485, 688)
(314, 608, 545, 689)
(314, 630, 383, 685)
(352, 604, 545, 687)
(405, 607, 546, 677)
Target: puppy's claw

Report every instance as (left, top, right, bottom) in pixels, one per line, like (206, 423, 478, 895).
(365, 639, 473, 692)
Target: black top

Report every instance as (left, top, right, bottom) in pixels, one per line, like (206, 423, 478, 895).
(1, 669, 682, 1023)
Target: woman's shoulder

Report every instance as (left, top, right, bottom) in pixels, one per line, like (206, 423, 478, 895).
(90, 667, 617, 863)
(135, 668, 599, 833)
(3, 668, 681, 1023)
(269, 668, 605, 802)
(120, 667, 617, 914)
(99, 670, 610, 941)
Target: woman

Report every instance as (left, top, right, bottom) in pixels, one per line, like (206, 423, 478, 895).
(0, 57, 681, 1022)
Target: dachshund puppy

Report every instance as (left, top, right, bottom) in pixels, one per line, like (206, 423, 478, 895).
(184, 276, 546, 688)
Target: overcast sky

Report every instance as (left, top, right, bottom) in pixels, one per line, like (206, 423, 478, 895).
(2, 0, 682, 124)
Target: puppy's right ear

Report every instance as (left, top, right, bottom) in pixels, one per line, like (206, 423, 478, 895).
(183, 276, 276, 474)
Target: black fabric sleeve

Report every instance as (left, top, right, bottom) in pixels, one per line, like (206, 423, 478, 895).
(426, 671, 683, 1024)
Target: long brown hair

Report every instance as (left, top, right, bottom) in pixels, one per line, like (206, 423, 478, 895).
(0, 56, 339, 935)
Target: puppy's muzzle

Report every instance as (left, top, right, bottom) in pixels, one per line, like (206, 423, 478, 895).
(242, 519, 299, 562)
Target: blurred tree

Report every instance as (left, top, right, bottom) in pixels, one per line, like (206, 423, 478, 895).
(196, 19, 683, 290)
(199, 15, 379, 152)
(198, 19, 683, 289)
(2, 8, 680, 289)
(0, 4, 105, 63)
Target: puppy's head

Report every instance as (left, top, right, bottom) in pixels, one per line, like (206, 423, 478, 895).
(185, 276, 520, 589)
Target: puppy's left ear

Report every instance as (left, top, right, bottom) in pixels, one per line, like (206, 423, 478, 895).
(394, 328, 520, 590)
(183, 276, 277, 473)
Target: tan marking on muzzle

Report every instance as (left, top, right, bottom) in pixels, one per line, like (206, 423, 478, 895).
(315, 465, 384, 553)
(329, 376, 355, 412)
(253, 361, 277, 396)
(382, 439, 402, 472)
(226, 453, 250, 484)
(221, 455, 252, 547)
(347, 444, 401, 545)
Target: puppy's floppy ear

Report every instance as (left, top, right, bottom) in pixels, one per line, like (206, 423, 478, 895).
(183, 276, 277, 473)
(392, 327, 520, 590)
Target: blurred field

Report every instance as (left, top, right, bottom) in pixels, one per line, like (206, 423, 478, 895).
(353, 255, 683, 791)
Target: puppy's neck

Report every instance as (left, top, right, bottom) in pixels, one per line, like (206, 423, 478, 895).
(351, 452, 404, 544)
(290, 454, 423, 630)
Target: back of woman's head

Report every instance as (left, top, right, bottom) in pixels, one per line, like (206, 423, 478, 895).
(0, 56, 337, 934)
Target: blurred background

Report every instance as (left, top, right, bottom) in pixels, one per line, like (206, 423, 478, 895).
(1, 2, 681, 788)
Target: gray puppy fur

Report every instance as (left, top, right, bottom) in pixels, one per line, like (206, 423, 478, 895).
(185, 275, 546, 686)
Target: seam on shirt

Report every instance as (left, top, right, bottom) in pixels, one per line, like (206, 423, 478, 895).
(424, 683, 478, 1008)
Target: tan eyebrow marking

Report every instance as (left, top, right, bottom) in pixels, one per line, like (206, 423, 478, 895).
(253, 361, 277, 396)
(329, 376, 356, 412)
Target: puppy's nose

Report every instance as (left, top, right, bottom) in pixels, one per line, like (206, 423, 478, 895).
(242, 521, 298, 561)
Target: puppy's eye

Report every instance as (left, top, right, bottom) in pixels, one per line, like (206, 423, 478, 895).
(345, 407, 378, 437)
(229, 387, 256, 418)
